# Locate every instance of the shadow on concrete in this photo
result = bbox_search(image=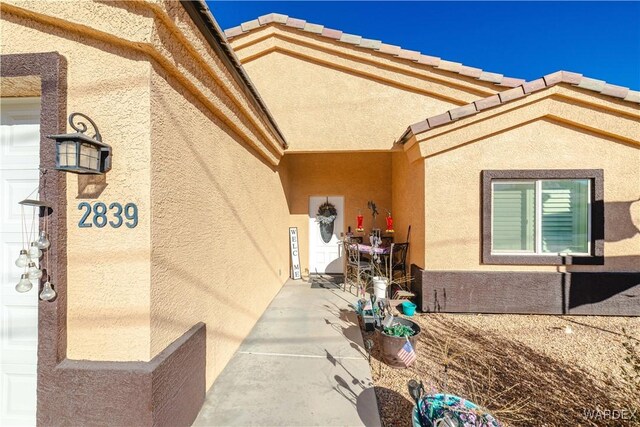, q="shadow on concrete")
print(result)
[322,300,370,355]
[310,273,343,289]
[357,387,385,427]
[328,351,381,427]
